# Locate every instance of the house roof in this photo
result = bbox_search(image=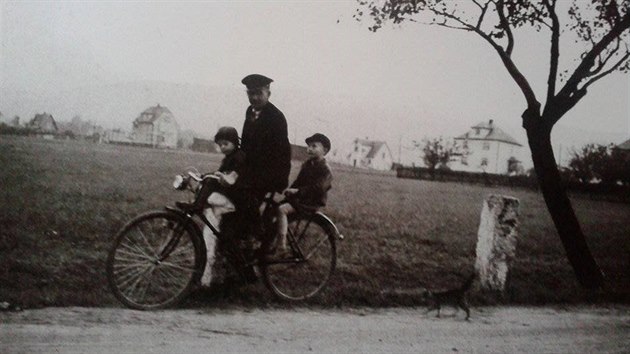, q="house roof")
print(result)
[28,113,58,132]
[615,138,630,151]
[134,104,174,124]
[454,120,522,146]
[354,139,391,158]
